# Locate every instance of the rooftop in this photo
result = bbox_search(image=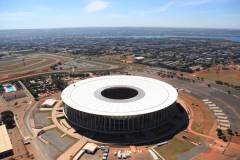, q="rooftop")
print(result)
[83,143,98,153]
[42,98,57,107]
[0,125,13,153]
[61,75,178,116]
